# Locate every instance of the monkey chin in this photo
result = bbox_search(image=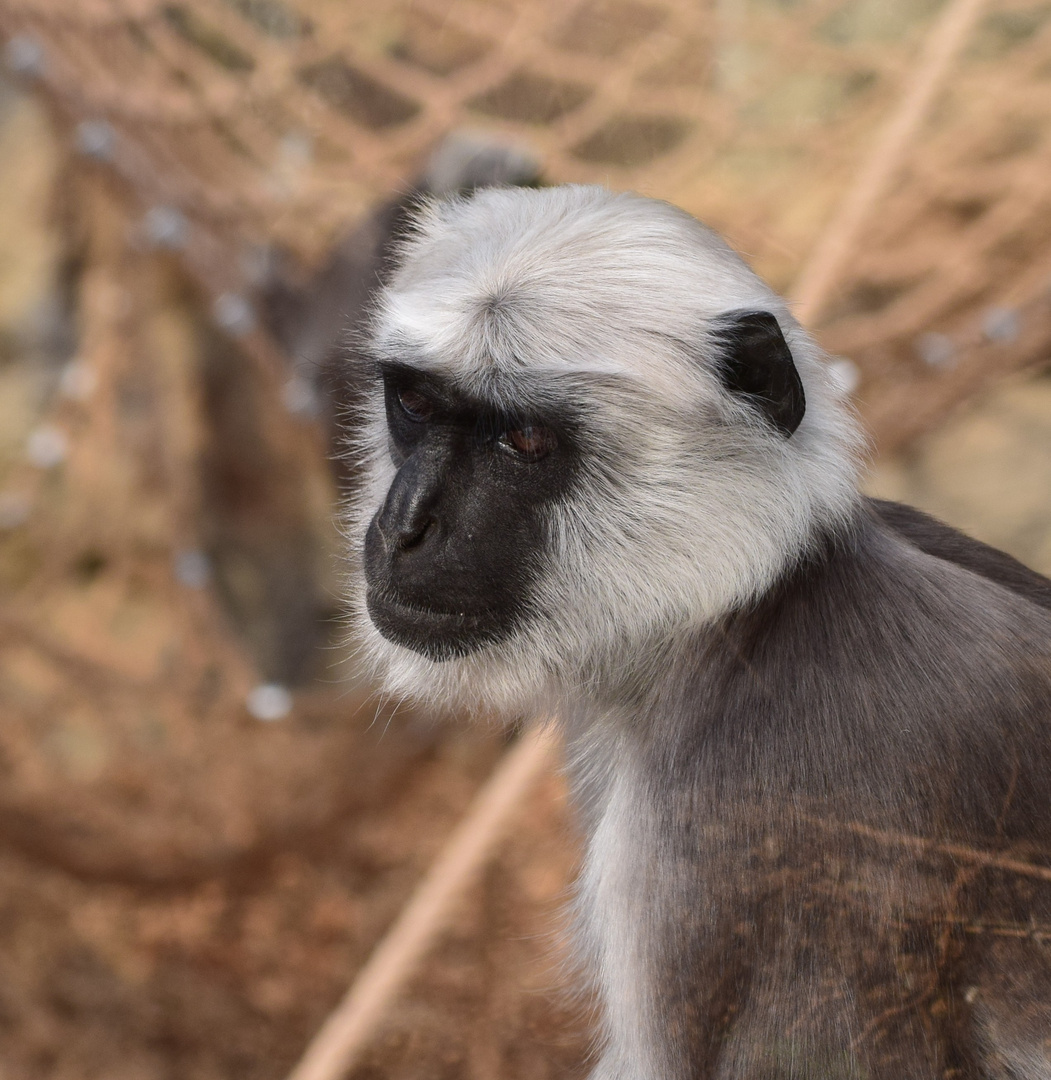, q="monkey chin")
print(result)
[355,596,556,722]
[364,586,511,663]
